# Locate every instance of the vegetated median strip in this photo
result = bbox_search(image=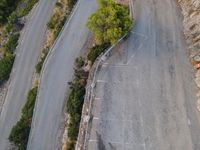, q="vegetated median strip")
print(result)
[62,0,133,149]
[9,0,79,149]
[9,86,38,150]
